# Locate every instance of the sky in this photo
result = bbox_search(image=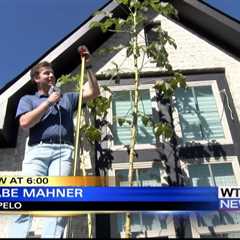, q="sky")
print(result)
[0,0,108,90]
[0,0,240,91]
[205,0,240,20]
